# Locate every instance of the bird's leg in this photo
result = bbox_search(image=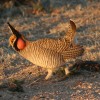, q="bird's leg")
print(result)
[66,59,81,74]
[53,67,71,82]
[64,61,75,76]
[45,69,53,80]
[64,67,70,76]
